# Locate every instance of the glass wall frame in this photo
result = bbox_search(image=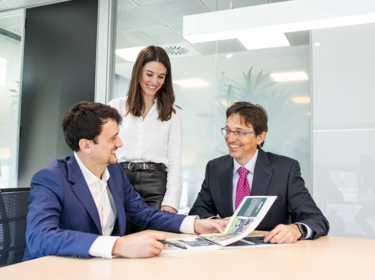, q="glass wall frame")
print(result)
[0,8,25,189]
